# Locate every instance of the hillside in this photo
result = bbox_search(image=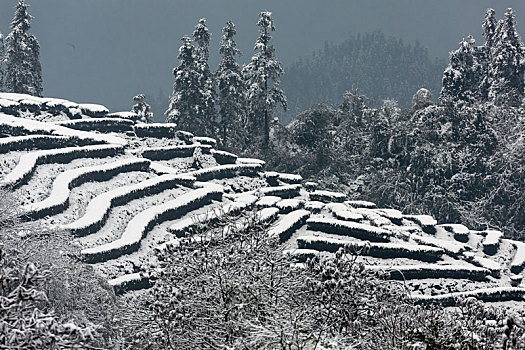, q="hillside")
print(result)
[1,92,524,306]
